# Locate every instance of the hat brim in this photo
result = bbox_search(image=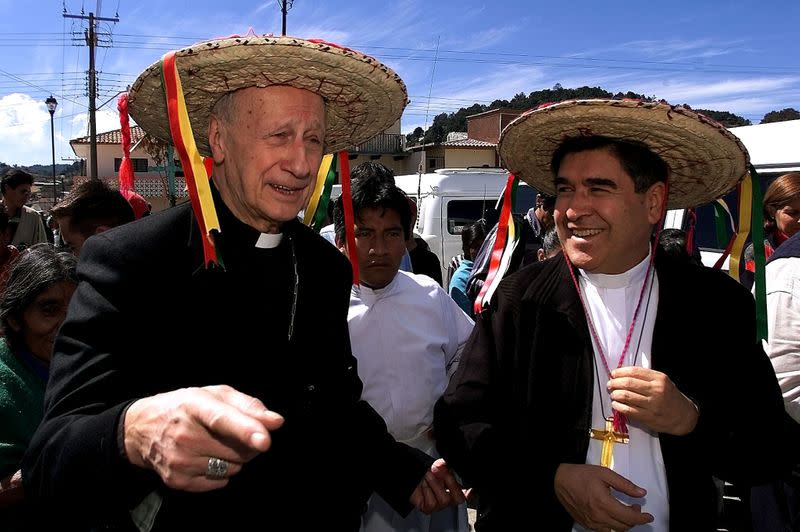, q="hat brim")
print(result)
[498,99,750,209]
[128,36,409,156]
